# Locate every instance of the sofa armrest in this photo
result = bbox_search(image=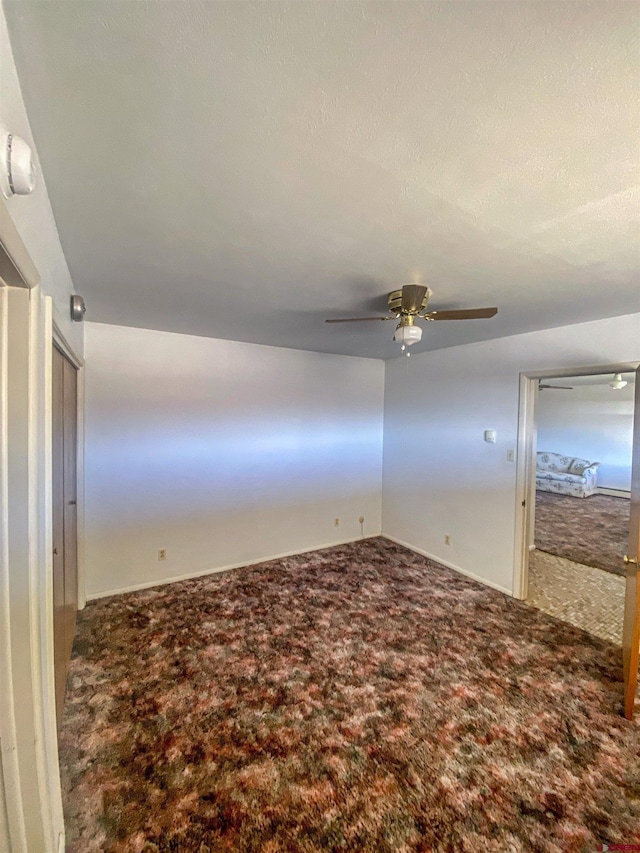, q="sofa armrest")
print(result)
[583,464,599,484]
